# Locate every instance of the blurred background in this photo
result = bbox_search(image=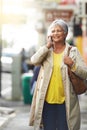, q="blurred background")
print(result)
[0,0,87,100]
[0,1,87,130]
